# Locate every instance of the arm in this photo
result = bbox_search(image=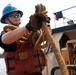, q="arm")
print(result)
[1,26,29,44]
